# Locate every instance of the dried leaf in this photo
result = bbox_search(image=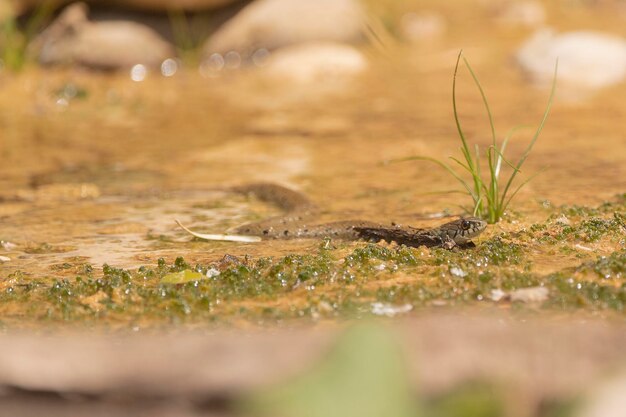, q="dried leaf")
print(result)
[176,219,262,243]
